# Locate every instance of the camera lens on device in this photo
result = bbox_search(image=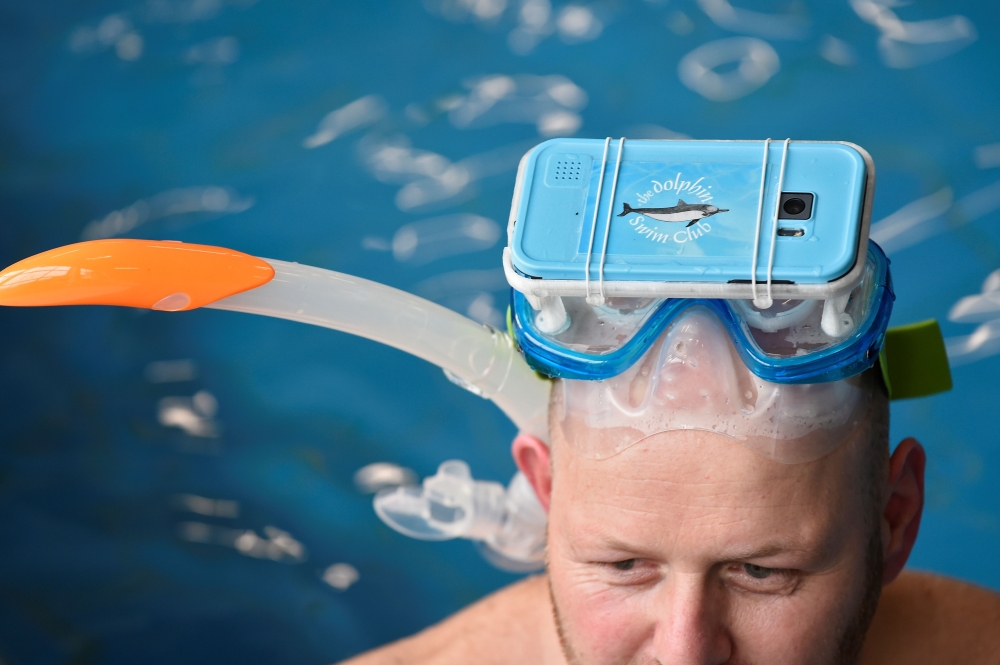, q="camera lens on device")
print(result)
[783,198,806,216]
